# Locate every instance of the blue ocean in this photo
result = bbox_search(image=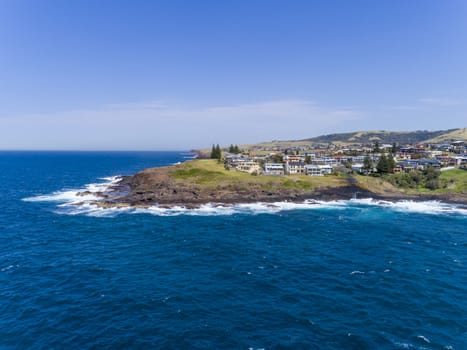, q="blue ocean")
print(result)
[1,151,465,349]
